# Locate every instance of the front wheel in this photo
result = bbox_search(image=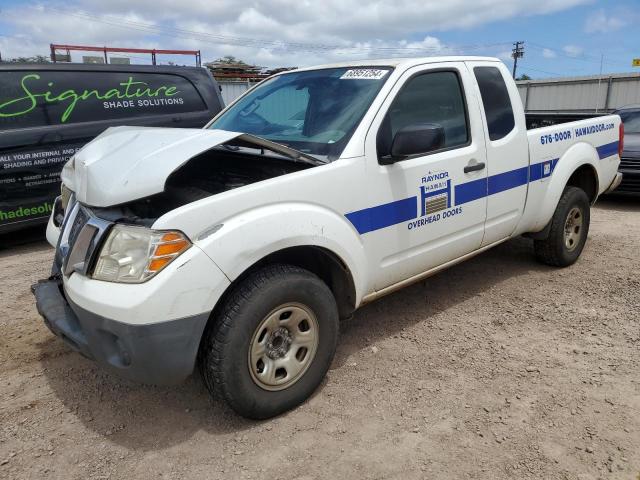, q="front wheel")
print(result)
[199,264,339,419]
[534,186,590,267]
